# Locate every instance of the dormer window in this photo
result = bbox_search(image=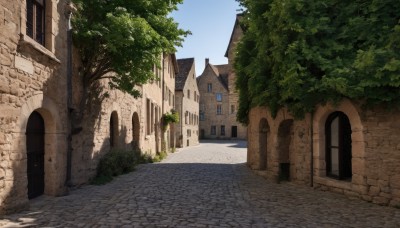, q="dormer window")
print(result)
[26,0,45,45]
